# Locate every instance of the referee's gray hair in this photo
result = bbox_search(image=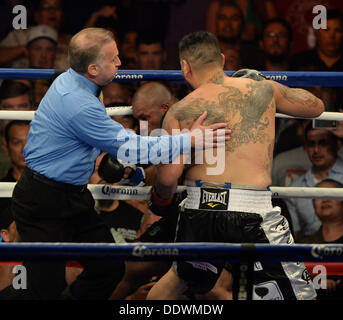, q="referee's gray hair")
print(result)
[69,28,115,74]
